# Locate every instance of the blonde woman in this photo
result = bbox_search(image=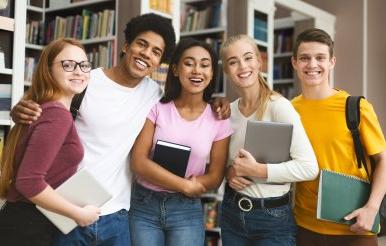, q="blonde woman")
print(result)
[0,38,99,245]
[219,34,318,245]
